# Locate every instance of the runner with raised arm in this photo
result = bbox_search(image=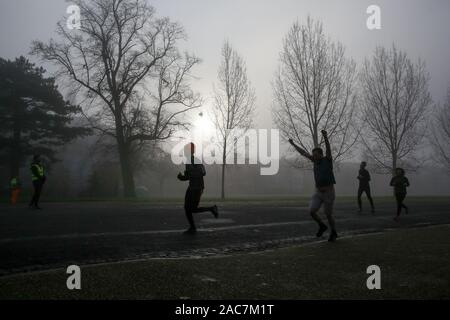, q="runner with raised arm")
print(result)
[288,130,338,242]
